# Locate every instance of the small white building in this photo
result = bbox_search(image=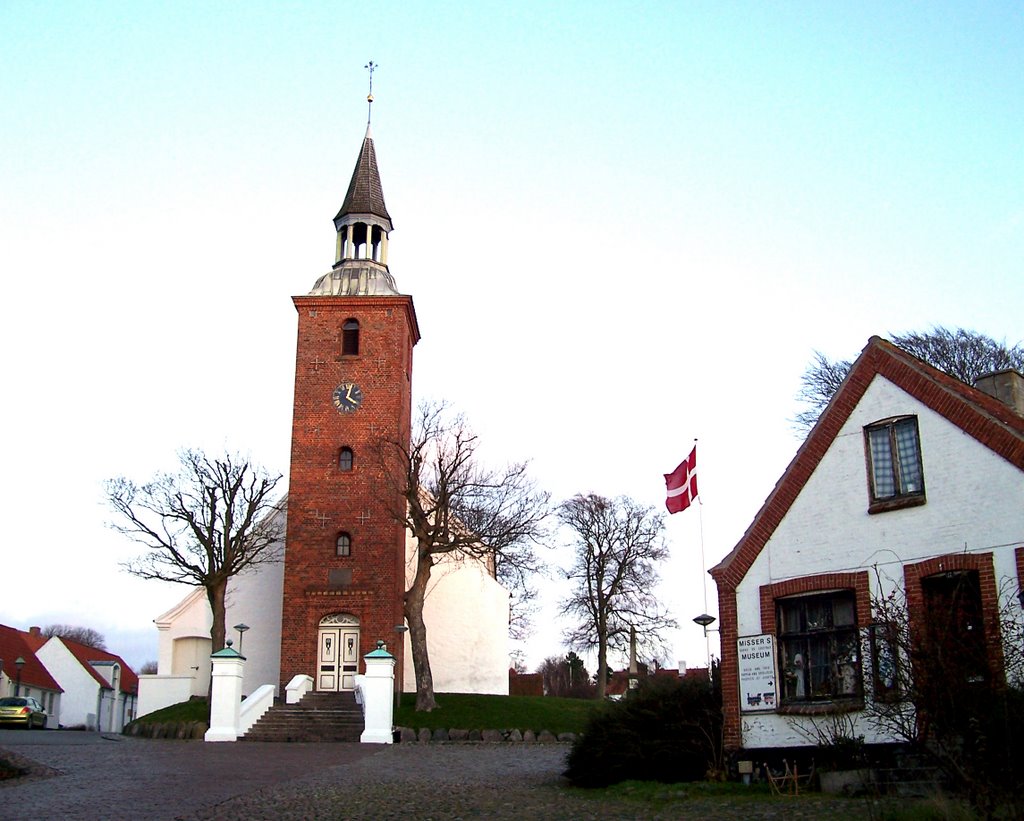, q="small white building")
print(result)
[26,628,138,731]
